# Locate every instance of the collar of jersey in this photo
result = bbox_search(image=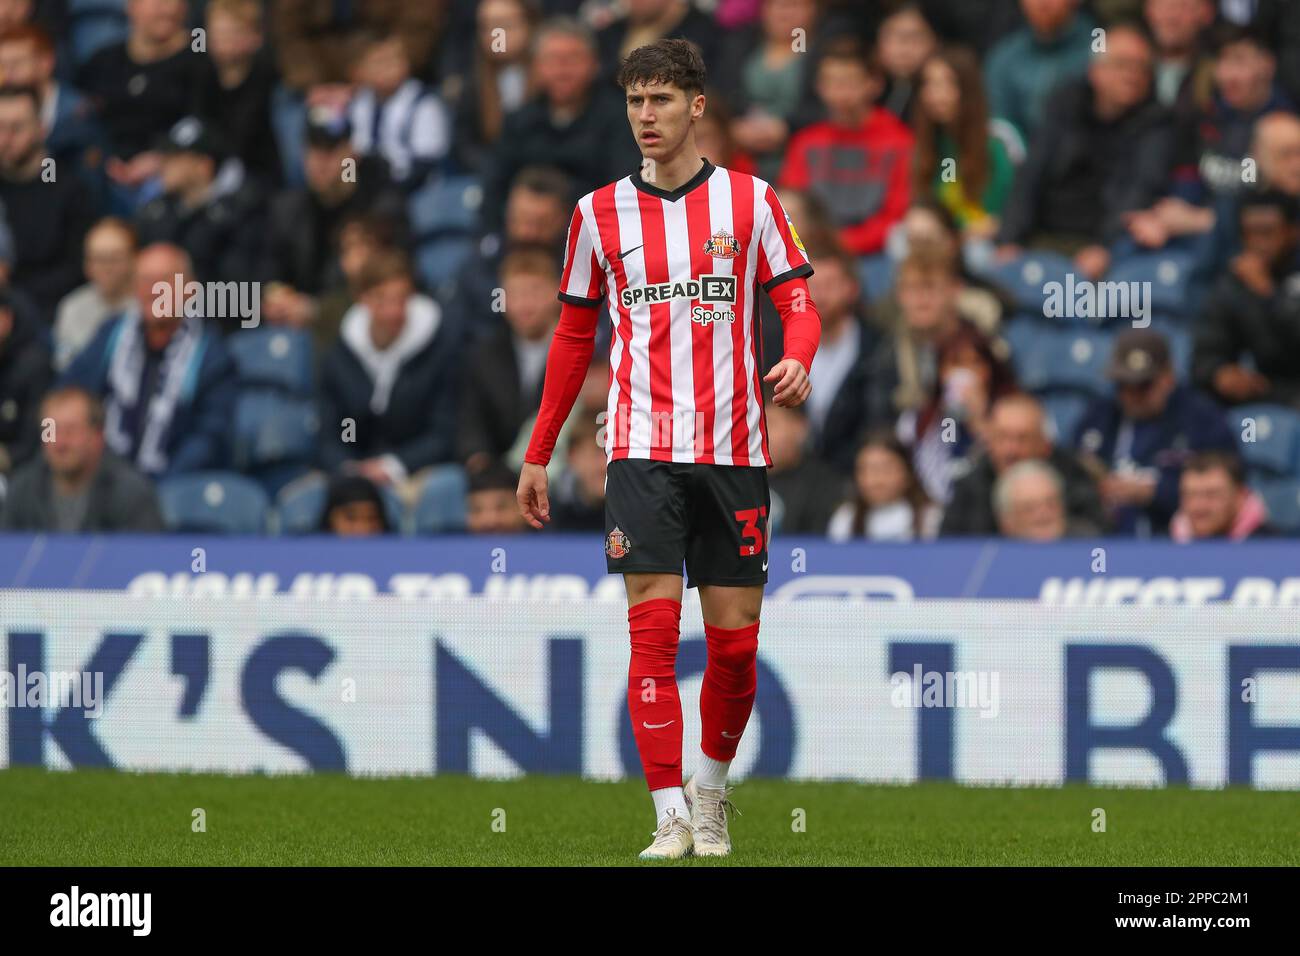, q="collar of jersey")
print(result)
[630,158,714,201]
